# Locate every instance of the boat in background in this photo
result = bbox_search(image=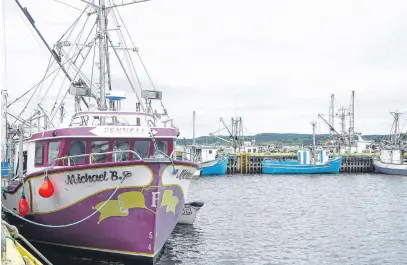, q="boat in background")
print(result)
[180,111,229,176]
[178,201,204,225]
[262,150,342,174]
[182,145,229,176]
[262,122,342,175]
[374,112,407,176]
